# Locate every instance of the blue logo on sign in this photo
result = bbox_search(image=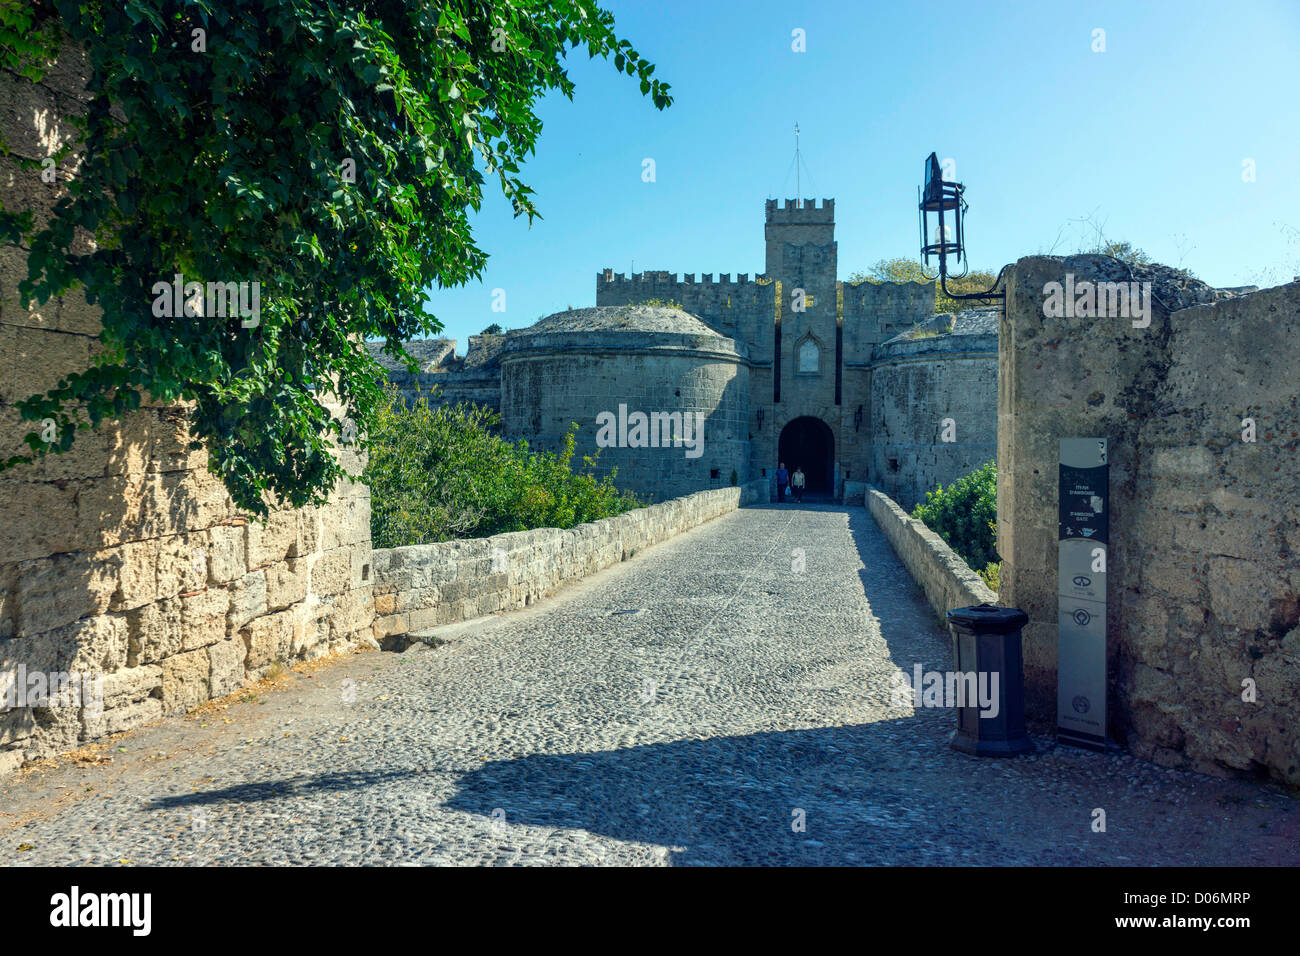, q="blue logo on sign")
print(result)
[1073,608,1092,626]
[1081,528,1095,537]
[1073,575,1091,587]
